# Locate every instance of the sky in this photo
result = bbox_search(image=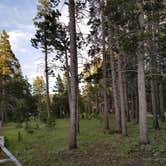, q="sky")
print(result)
[0,0,89,92]
[0,0,43,83]
[0,0,67,90]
